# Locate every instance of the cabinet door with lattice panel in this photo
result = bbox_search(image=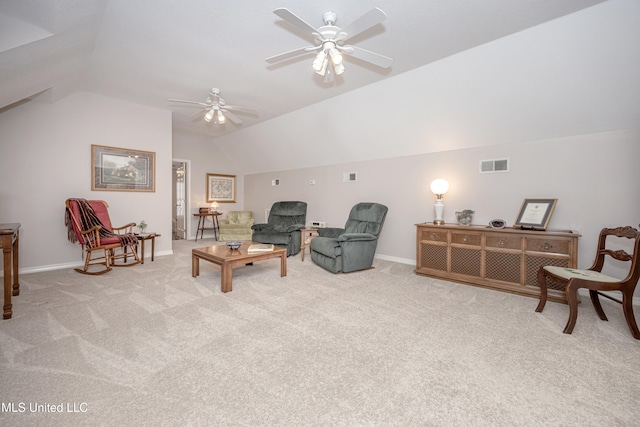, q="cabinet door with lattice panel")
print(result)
[524,236,574,289]
[417,228,448,273]
[450,231,482,278]
[524,254,572,291]
[484,234,522,285]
